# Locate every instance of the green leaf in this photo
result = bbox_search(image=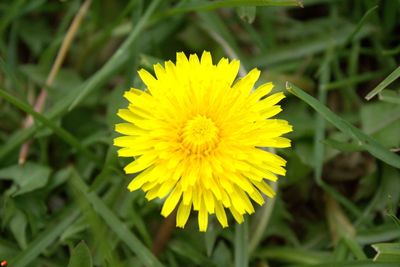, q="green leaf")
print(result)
[212,241,232,267]
[0,162,50,196]
[372,243,400,263]
[286,82,400,169]
[205,227,218,257]
[361,102,400,135]
[237,6,257,24]
[67,241,93,267]
[19,64,82,92]
[10,210,28,249]
[379,90,400,104]
[0,238,19,259]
